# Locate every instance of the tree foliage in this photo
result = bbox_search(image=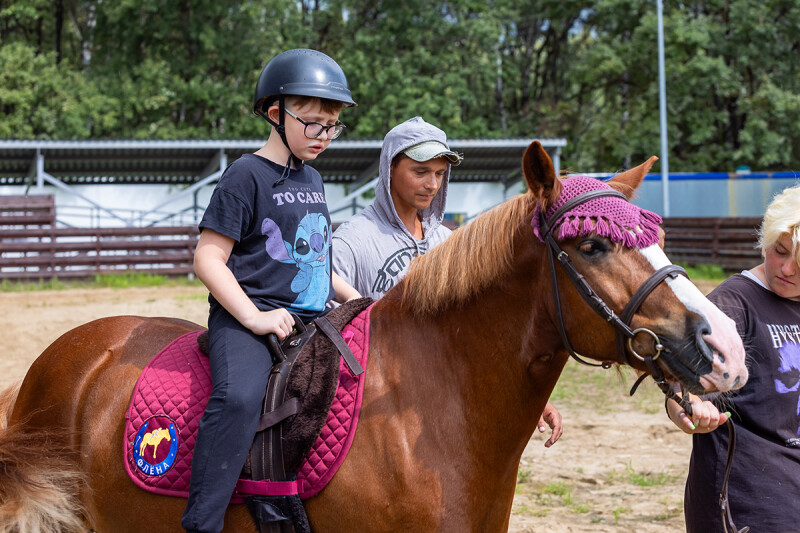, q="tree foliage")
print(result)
[1,0,798,171]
